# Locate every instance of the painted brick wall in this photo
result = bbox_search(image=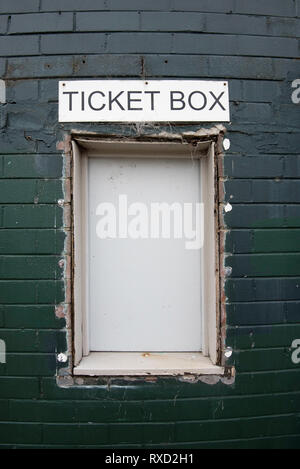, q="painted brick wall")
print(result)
[0,0,300,449]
